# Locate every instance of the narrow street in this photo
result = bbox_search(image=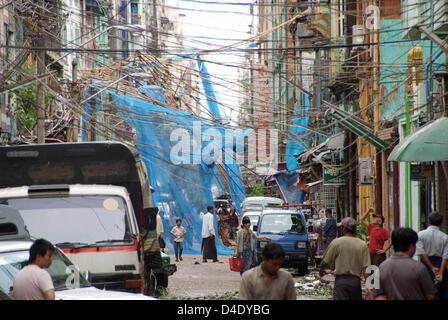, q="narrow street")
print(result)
[0,0,447,305]
[161,253,333,300]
